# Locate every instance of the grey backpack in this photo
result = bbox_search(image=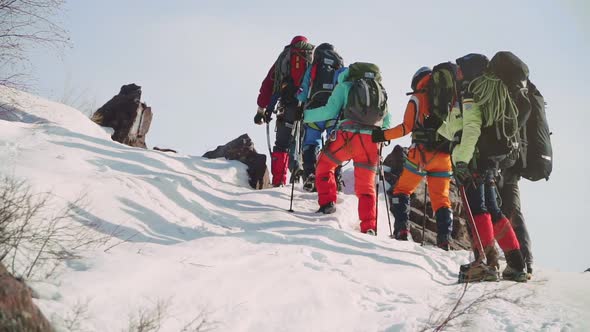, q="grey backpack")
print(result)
[343,62,388,128]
